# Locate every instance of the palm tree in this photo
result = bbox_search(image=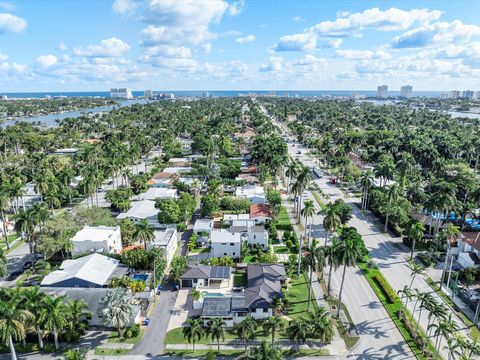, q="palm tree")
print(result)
[408,221,425,260]
[384,183,401,232]
[39,295,68,350]
[100,288,132,339]
[441,224,460,287]
[431,314,459,359]
[191,289,202,302]
[336,234,362,317]
[409,263,426,289]
[242,341,284,360]
[415,292,435,338]
[262,316,284,344]
[0,250,6,278]
[0,190,11,249]
[287,319,311,349]
[234,316,258,351]
[398,285,413,320]
[134,219,155,250]
[14,208,37,269]
[301,200,315,246]
[426,303,447,339]
[322,205,341,246]
[63,348,88,360]
[324,237,341,297]
[183,317,204,354]
[303,240,325,309]
[446,332,465,360]
[23,286,47,349]
[0,300,33,360]
[305,307,334,343]
[65,299,91,341]
[206,317,226,352]
[360,169,374,210]
[286,161,300,193]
